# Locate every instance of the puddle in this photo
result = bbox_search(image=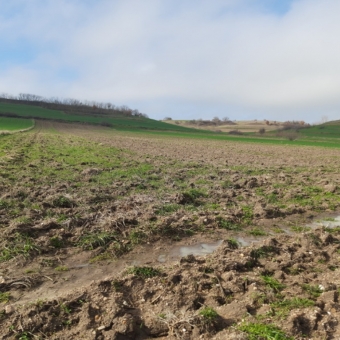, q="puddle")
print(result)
[307,215,340,229]
[236,236,264,247]
[157,240,223,263]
